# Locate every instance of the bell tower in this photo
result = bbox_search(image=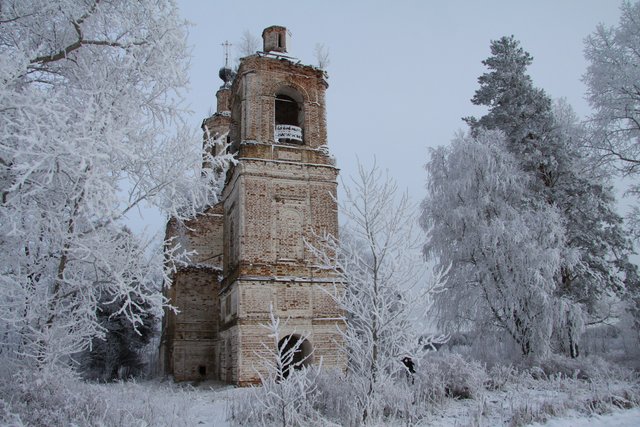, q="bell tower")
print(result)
[217,26,343,385]
[161,26,343,385]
